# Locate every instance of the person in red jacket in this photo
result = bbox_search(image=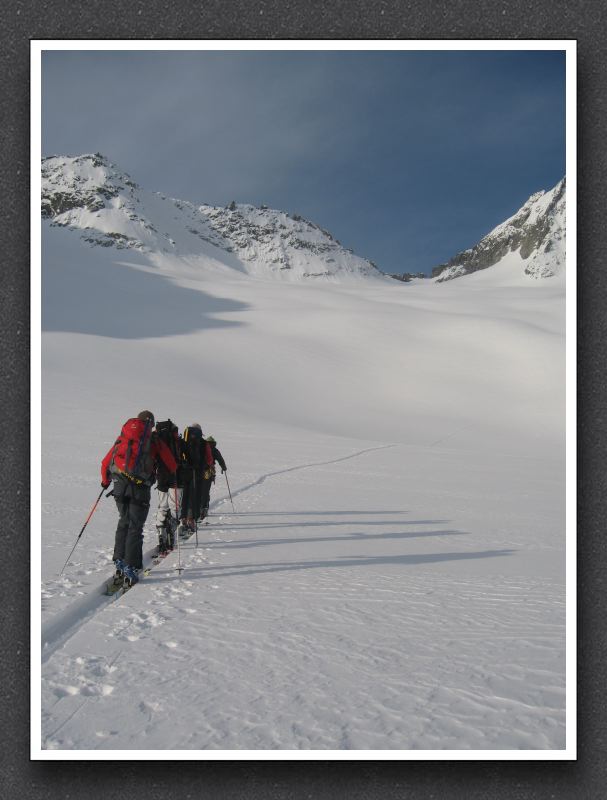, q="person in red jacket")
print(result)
[101,410,177,586]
